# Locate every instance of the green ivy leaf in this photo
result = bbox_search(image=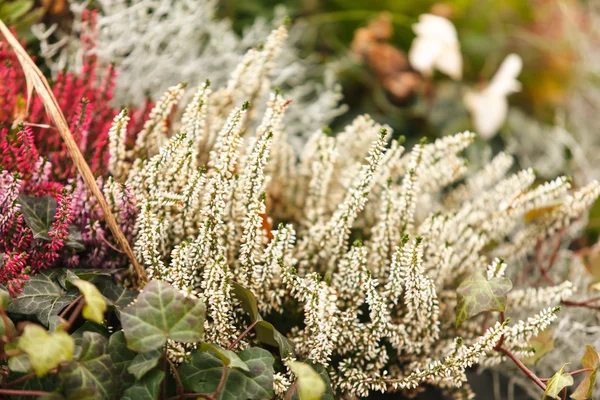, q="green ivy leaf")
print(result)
[121,280,205,352]
[17,324,74,377]
[17,195,83,250]
[9,373,60,400]
[524,330,555,365]
[288,361,326,400]
[122,370,164,400]
[544,364,574,399]
[455,271,512,327]
[254,320,295,359]
[60,332,117,400]
[0,285,10,309]
[178,347,274,400]
[72,322,110,355]
[199,342,249,371]
[127,350,162,380]
[232,282,260,321]
[94,278,138,319]
[571,345,599,400]
[67,271,107,324]
[7,270,79,326]
[231,281,295,358]
[108,331,136,396]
